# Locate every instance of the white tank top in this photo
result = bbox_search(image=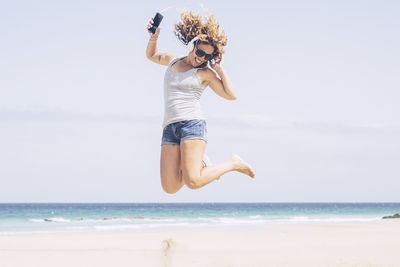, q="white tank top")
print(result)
[162,57,207,128]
